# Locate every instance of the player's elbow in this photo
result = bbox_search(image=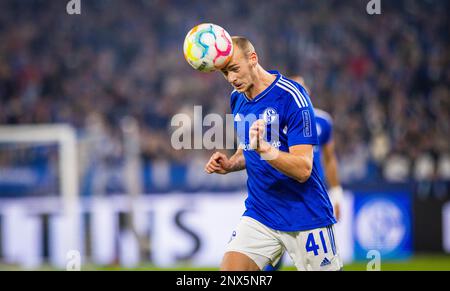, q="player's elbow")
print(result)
[294,163,313,183]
